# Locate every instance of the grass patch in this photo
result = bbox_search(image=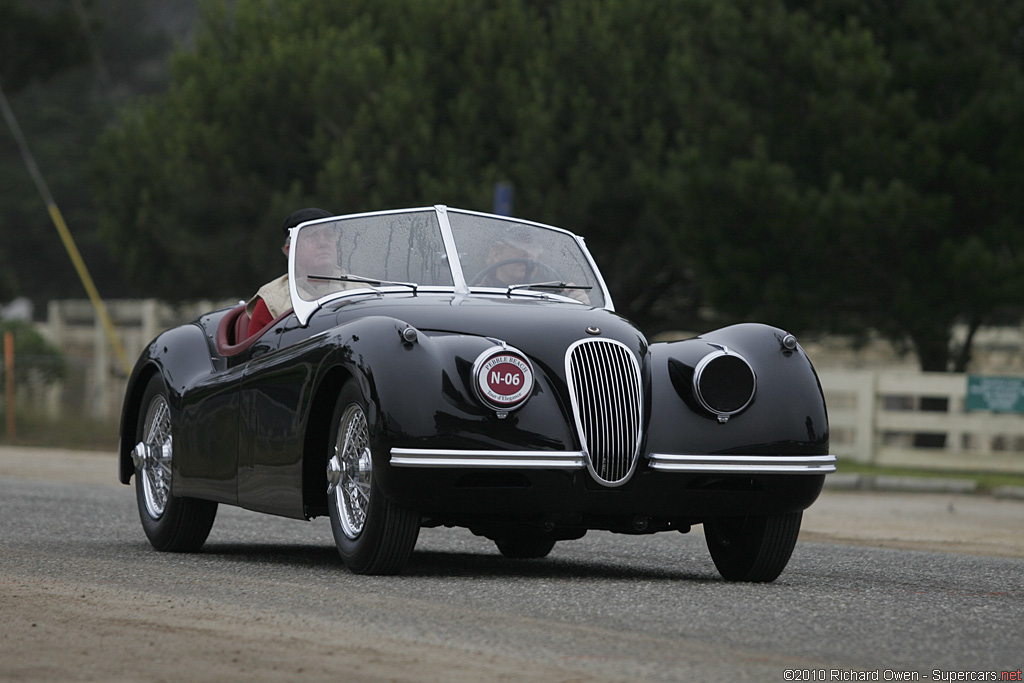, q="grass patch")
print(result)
[0,412,119,452]
[837,458,1024,493]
